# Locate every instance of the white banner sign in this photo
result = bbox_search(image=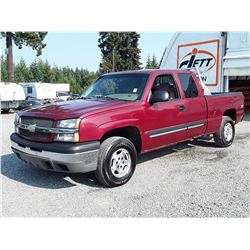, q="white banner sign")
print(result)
[177,40,220,86]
